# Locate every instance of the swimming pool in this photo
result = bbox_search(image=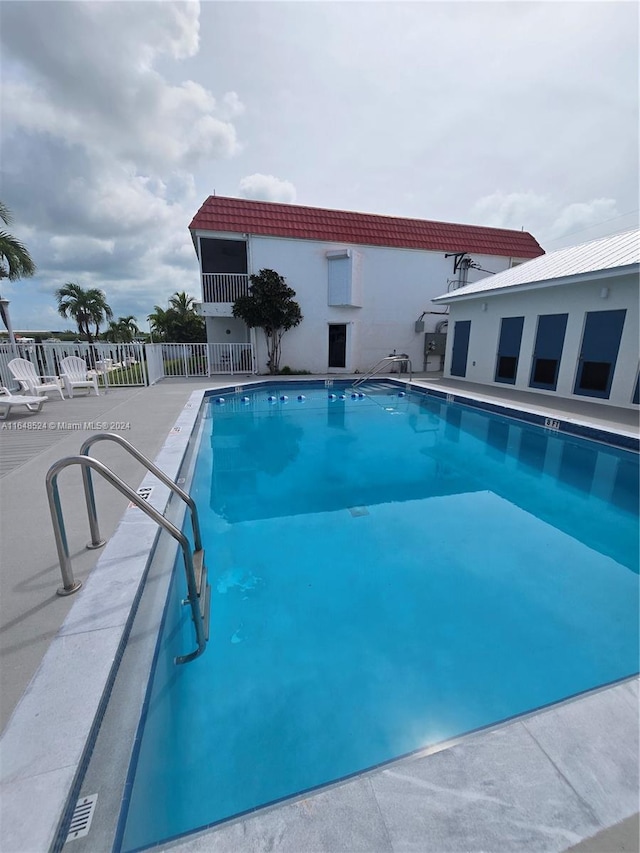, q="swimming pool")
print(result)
[116,382,638,851]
